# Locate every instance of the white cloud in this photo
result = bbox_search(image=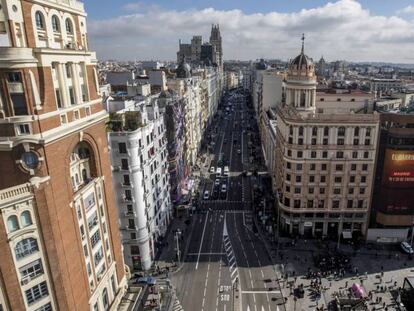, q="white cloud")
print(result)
[397,5,414,15]
[88,0,414,63]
